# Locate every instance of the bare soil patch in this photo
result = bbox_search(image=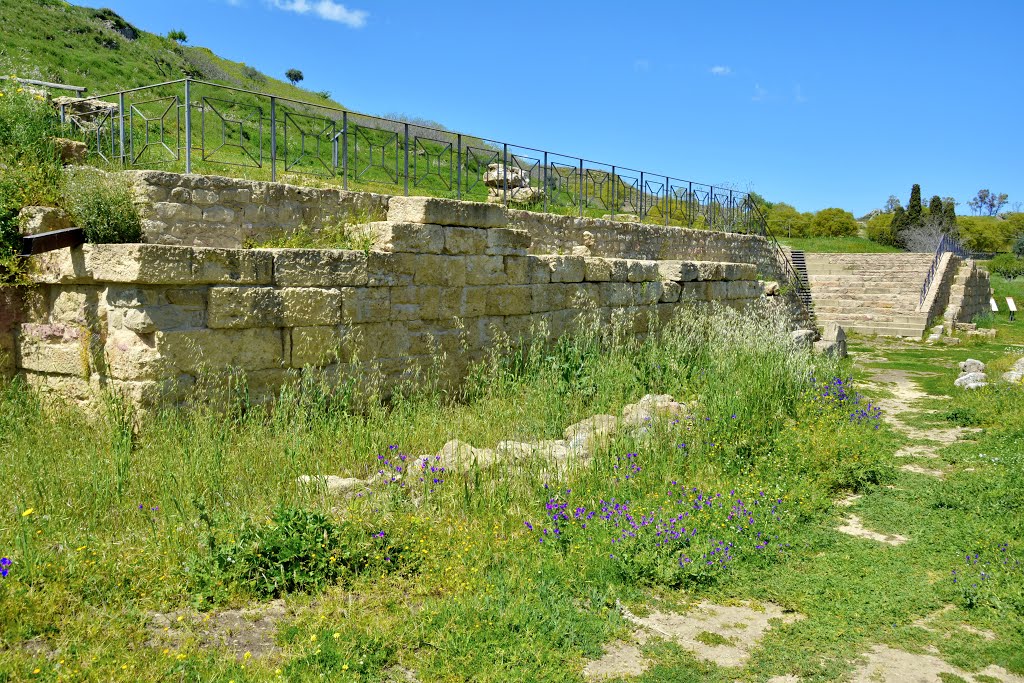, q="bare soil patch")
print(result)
[851,644,1024,682]
[146,600,295,660]
[837,515,908,546]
